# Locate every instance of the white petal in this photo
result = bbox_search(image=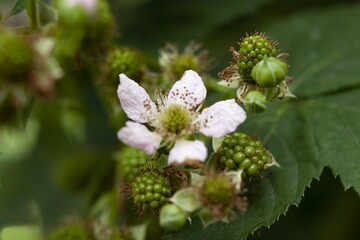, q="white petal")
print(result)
[168,139,208,164]
[197,99,246,137]
[117,121,162,155]
[167,70,206,111]
[117,74,156,123]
